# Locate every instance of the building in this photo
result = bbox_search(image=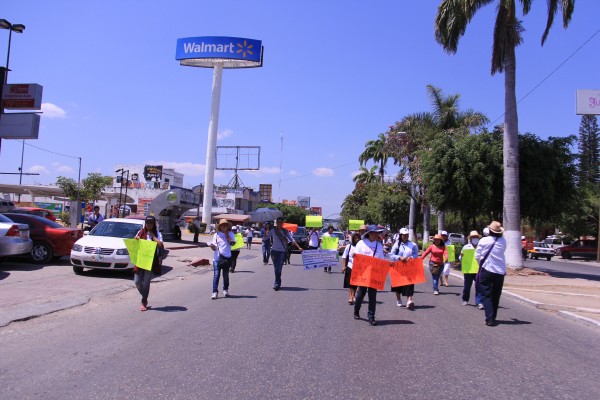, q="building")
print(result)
[259,184,272,202]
